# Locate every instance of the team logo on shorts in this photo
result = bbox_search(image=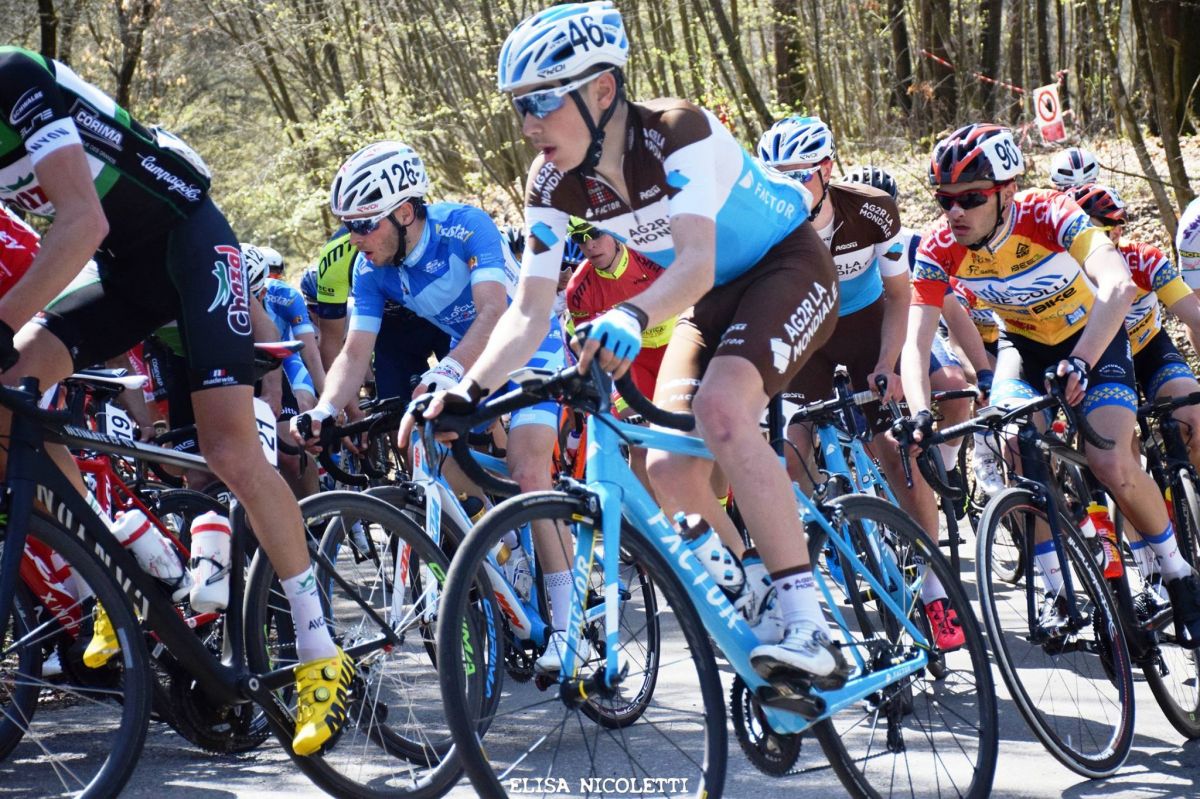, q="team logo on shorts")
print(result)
[208,245,252,336]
